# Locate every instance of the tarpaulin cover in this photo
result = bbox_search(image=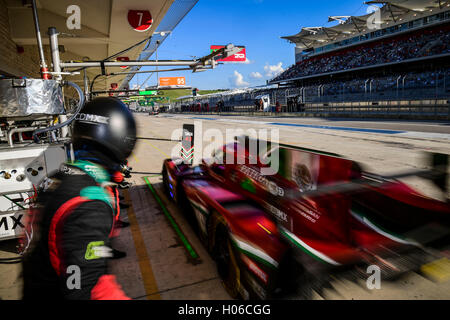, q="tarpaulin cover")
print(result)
[0,79,64,117]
